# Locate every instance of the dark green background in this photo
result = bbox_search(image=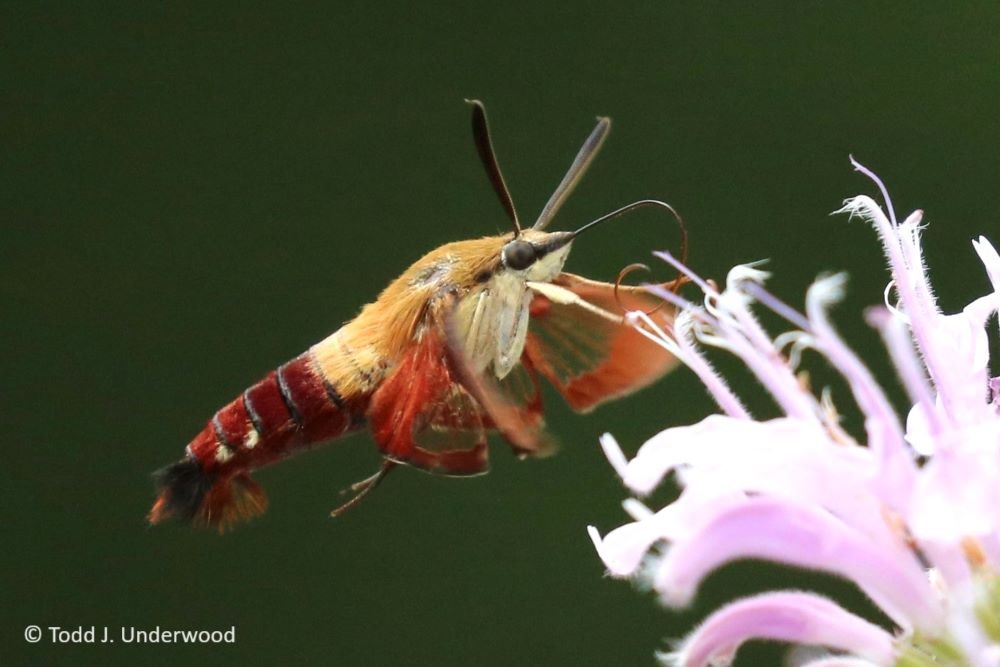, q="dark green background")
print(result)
[5,3,999,665]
